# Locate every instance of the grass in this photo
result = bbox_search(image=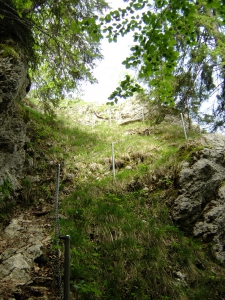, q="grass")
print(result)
[18,98,225,300]
[60,179,225,300]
